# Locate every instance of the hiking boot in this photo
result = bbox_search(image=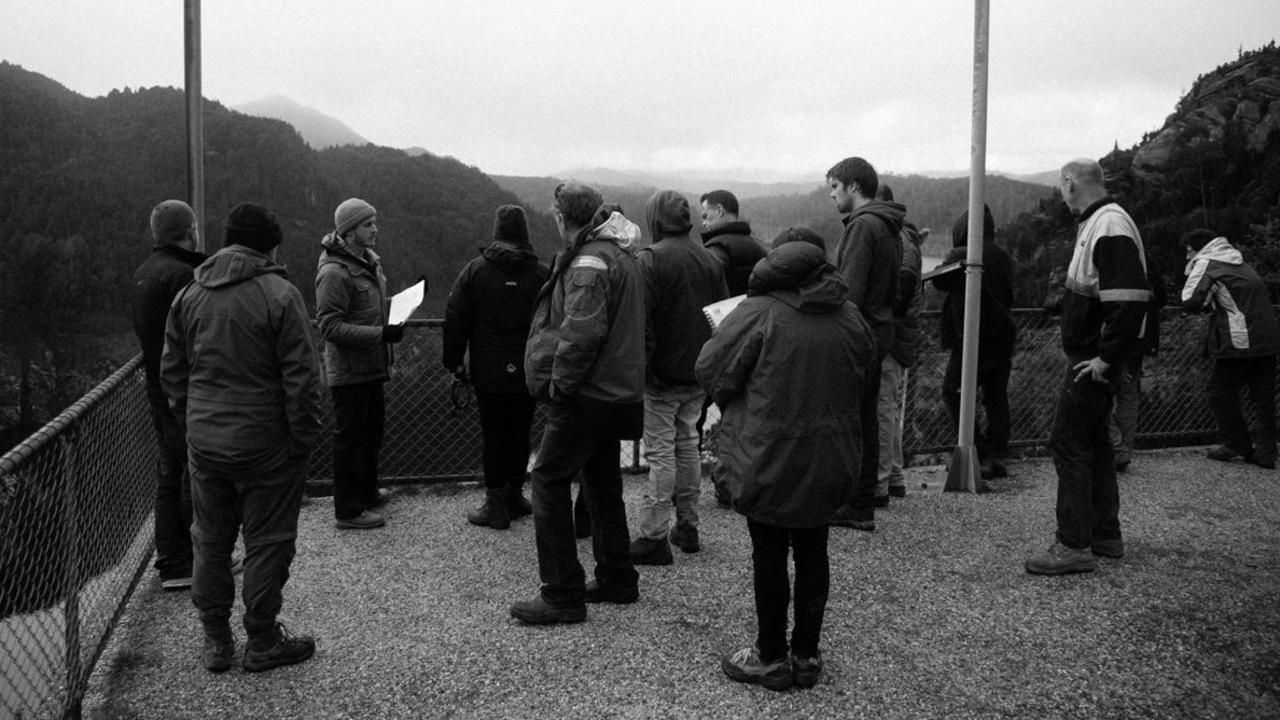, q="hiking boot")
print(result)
[791,650,823,689]
[507,485,533,519]
[1092,538,1124,559]
[242,623,314,673]
[509,596,586,625]
[1207,445,1247,463]
[467,488,511,530]
[201,631,235,673]
[829,504,875,532]
[721,646,793,692]
[629,536,674,566]
[668,524,701,554]
[888,485,906,498]
[1025,542,1097,575]
[335,510,385,530]
[584,580,639,605]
